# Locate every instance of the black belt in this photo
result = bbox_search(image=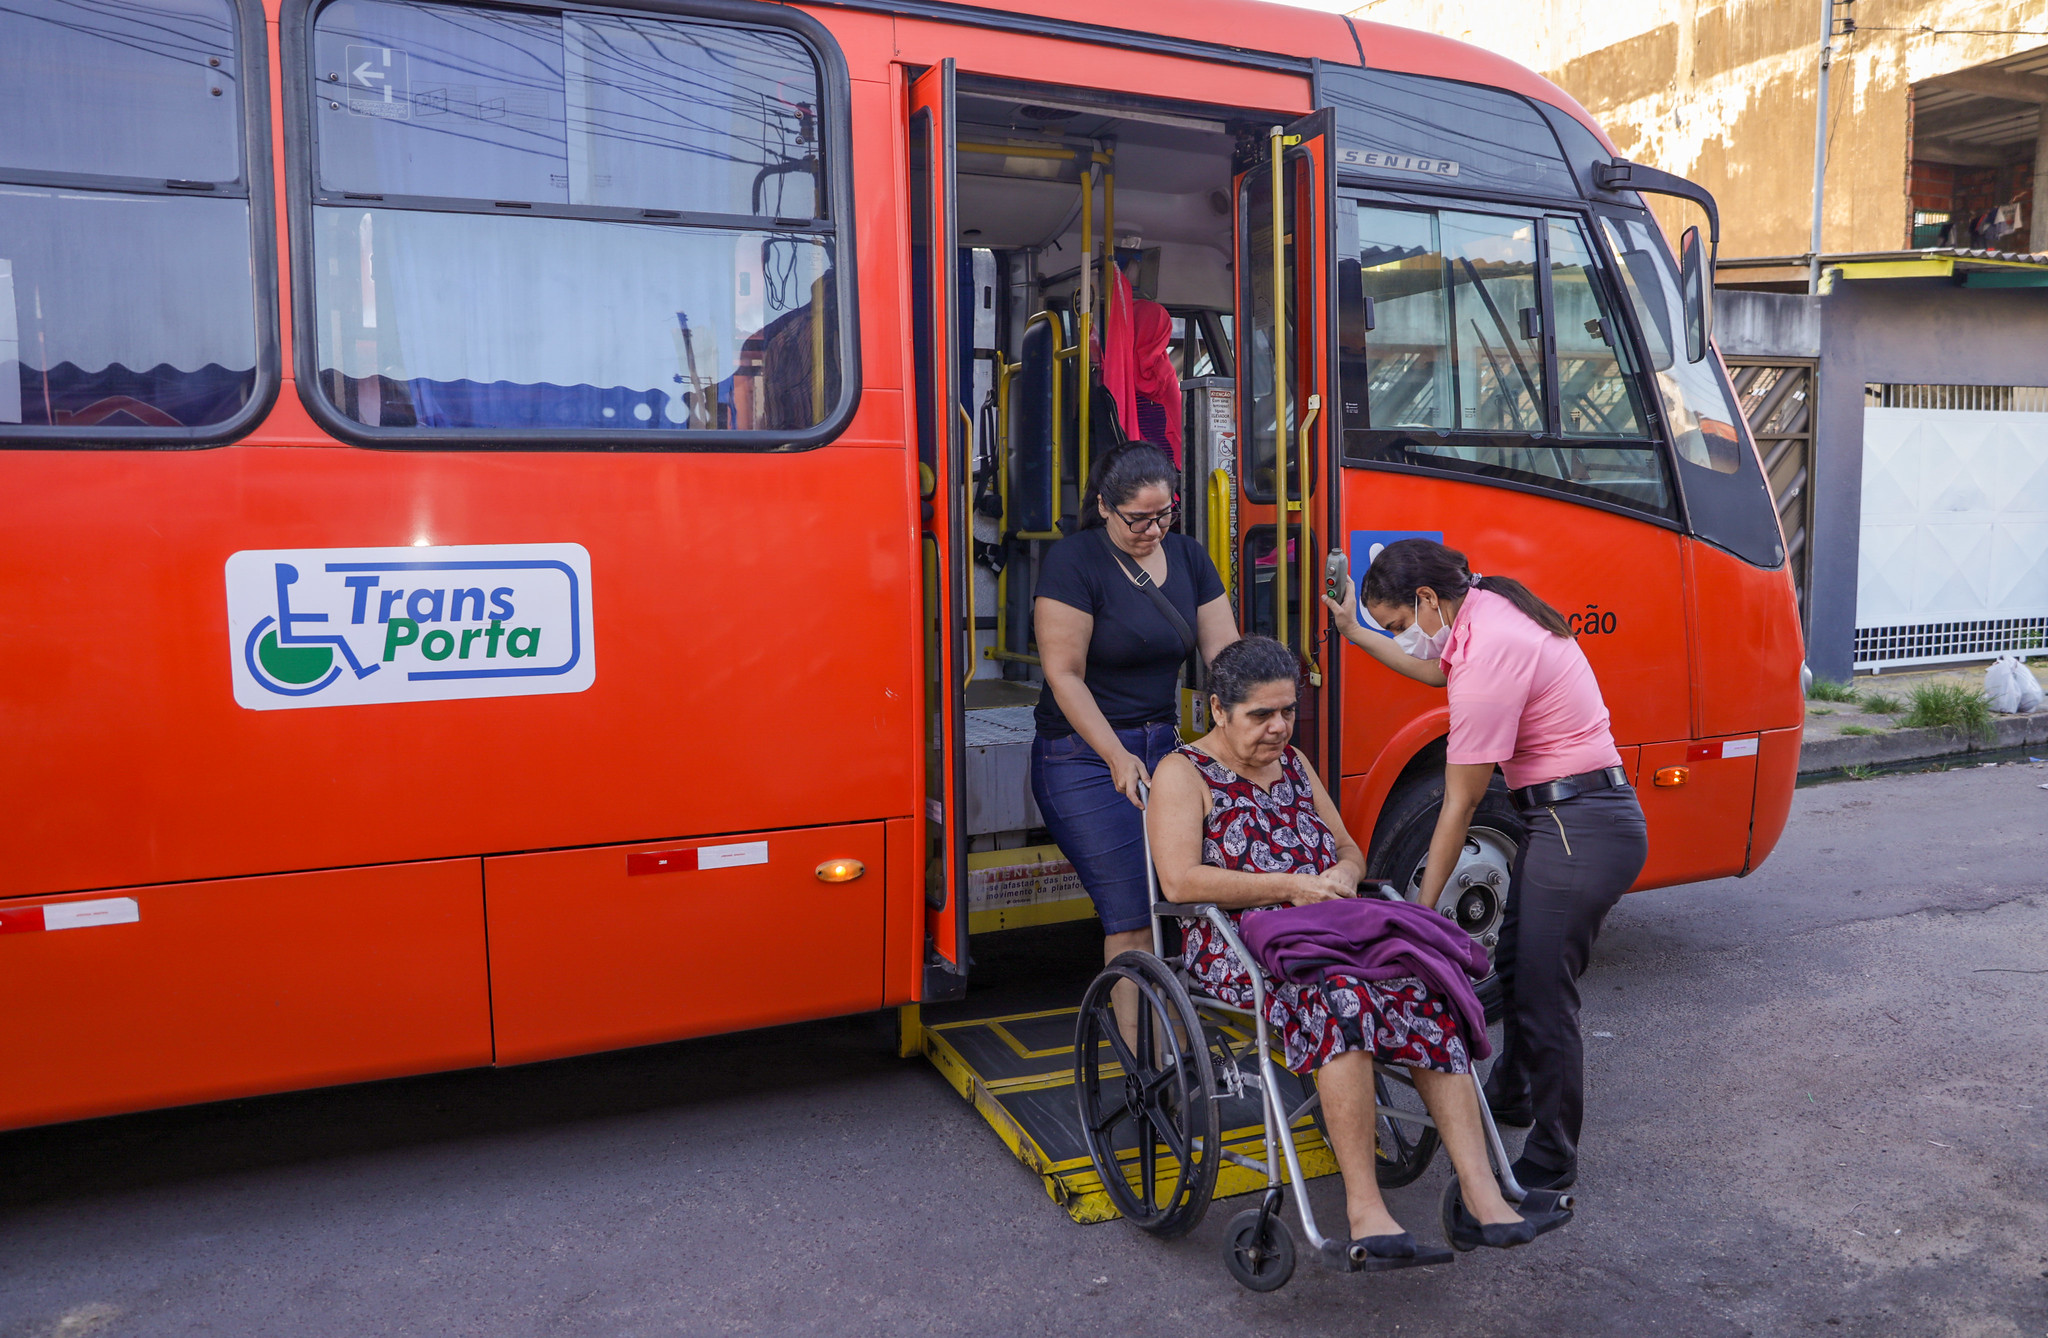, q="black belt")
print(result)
[1512,765,1630,811]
